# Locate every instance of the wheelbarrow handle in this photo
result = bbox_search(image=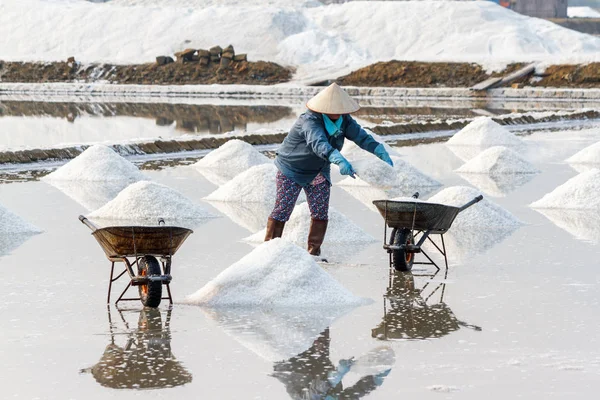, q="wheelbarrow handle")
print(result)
[458,195,484,212]
[79,215,99,232]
